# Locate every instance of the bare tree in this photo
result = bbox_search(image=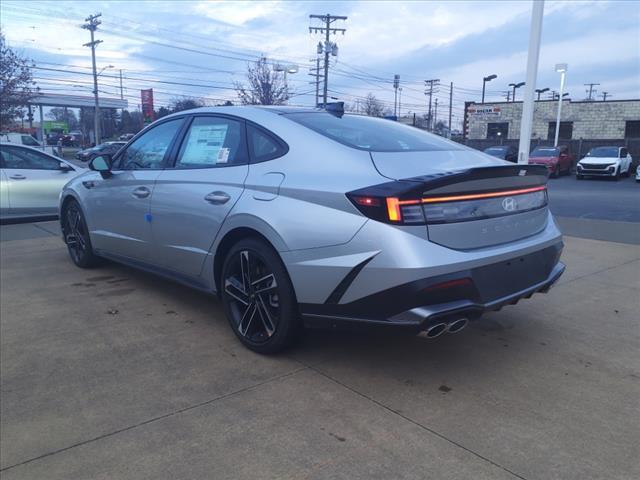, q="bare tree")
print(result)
[169,97,205,113]
[0,32,36,128]
[362,93,387,117]
[234,57,288,105]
